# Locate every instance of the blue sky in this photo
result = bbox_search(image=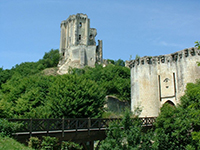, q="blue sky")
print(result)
[0,0,199,69]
